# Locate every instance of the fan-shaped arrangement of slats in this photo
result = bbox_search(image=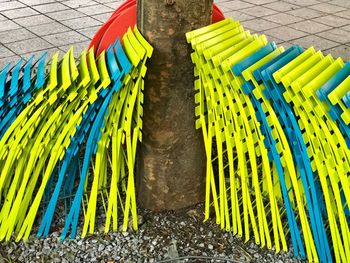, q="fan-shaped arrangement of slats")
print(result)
[0,26,152,241]
[187,18,350,263]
